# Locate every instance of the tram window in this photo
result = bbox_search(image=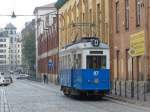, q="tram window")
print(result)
[77,54,81,68]
[63,56,65,68]
[68,55,71,68]
[86,56,106,69]
[65,56,68,68]
[73,54,82,69]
